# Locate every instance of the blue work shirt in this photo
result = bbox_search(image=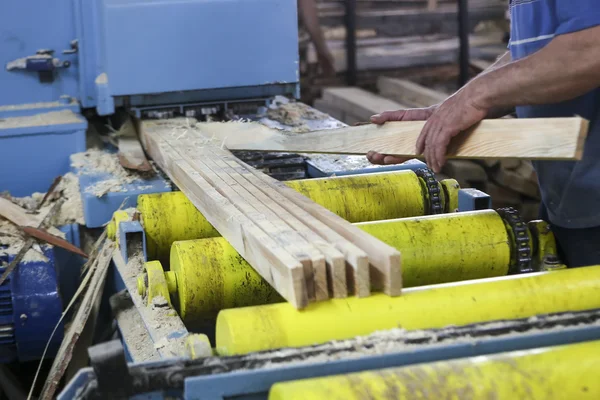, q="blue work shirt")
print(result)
[508,0,600,229]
